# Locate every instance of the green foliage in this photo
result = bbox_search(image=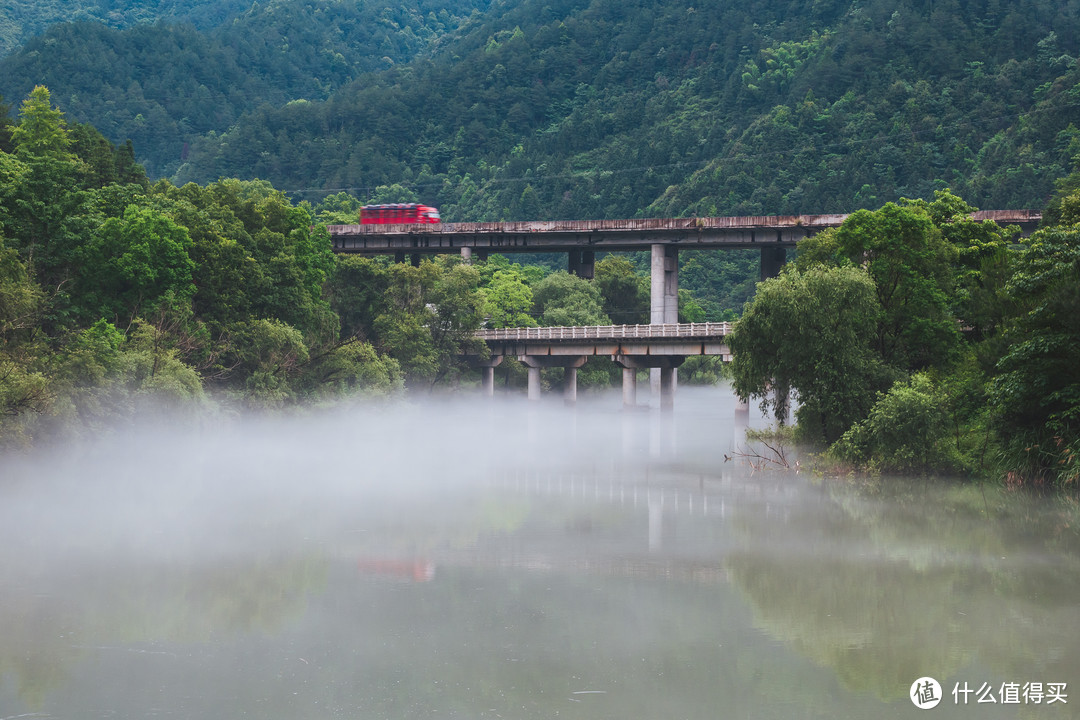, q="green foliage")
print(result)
[990,220,1080,486]
[730,264,892,445]
[372,258,485,387]
[82,204,196,324]
[531,270,609,327]
[480,268,536,328]
[0,240,43,342]
[831,202,961,371]
[300,341,403,399]
[832,374,956,474]
[593,254,647,325]
[11,86,72,160]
